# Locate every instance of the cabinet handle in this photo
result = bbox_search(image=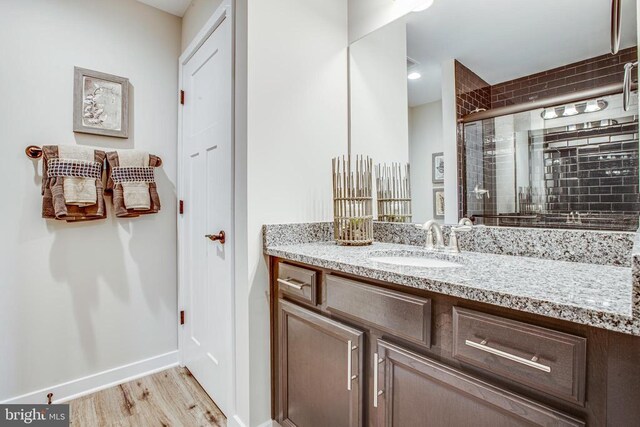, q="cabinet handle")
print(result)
[465,339,551,373]
[277,278,309,290]
[346,341,358,391]
[373,353,384,407]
